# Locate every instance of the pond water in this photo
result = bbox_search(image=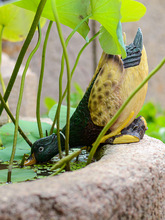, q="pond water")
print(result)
[0,149,90,184]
